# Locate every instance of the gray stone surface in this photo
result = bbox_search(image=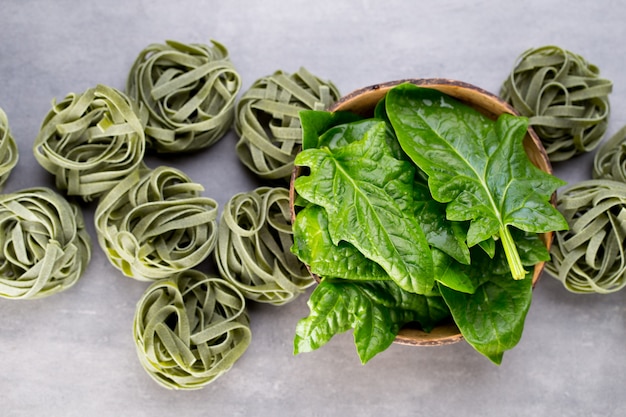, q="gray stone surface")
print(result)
[1,1,625,416]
